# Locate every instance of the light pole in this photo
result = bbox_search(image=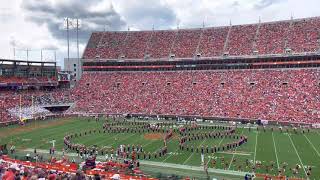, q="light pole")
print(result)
[63,17,71,71]
[76,19,81,80]
[64,17,82,79]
